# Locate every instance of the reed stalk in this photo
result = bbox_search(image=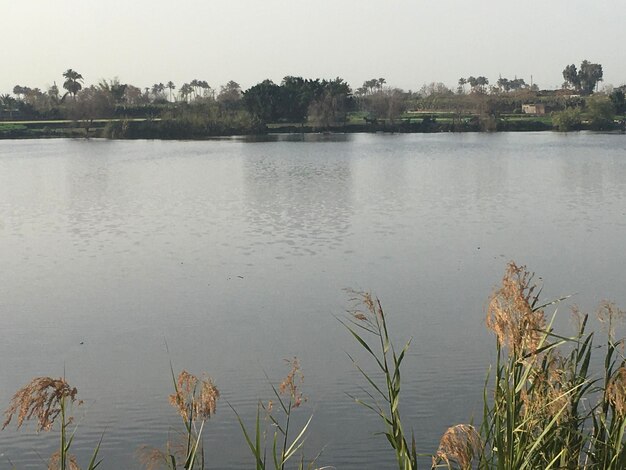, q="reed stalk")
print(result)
[341,291,418,470]
[2,377,102,470]
[230,358,322,470]
[4,262,626,470]
[166,368,219,469]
